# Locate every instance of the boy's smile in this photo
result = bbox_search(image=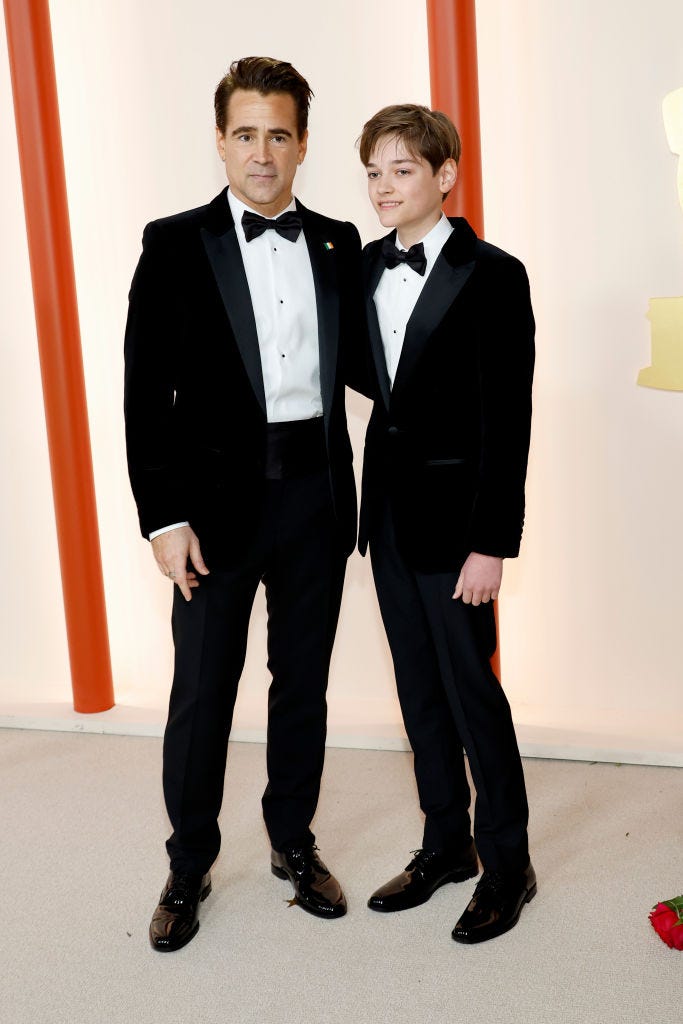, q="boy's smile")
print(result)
[366,135,456,249]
